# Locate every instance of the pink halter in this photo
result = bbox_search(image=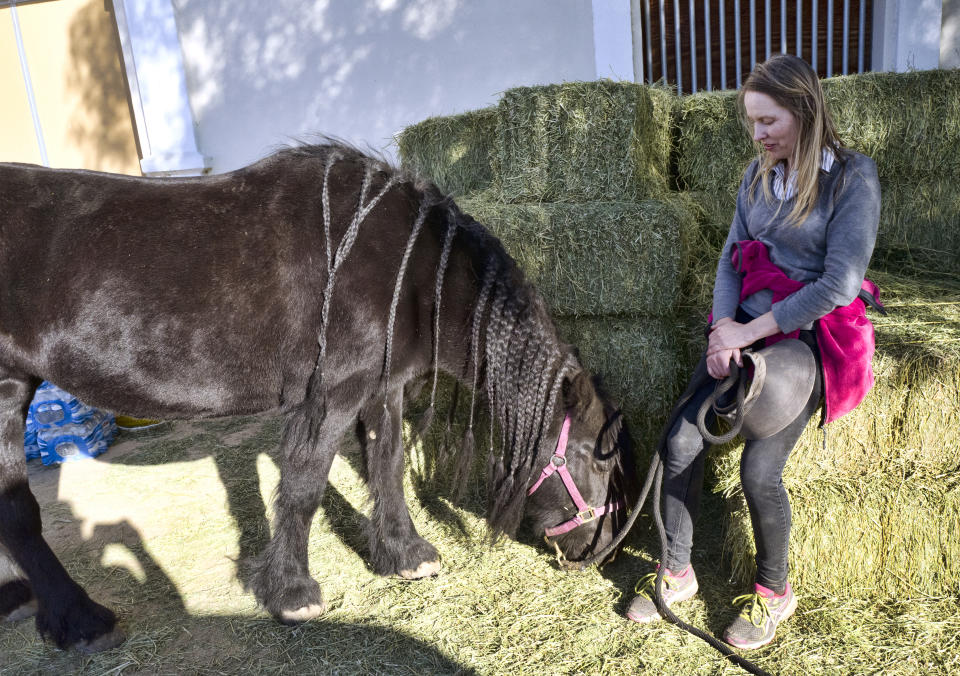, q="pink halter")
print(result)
[527,412,627,537]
